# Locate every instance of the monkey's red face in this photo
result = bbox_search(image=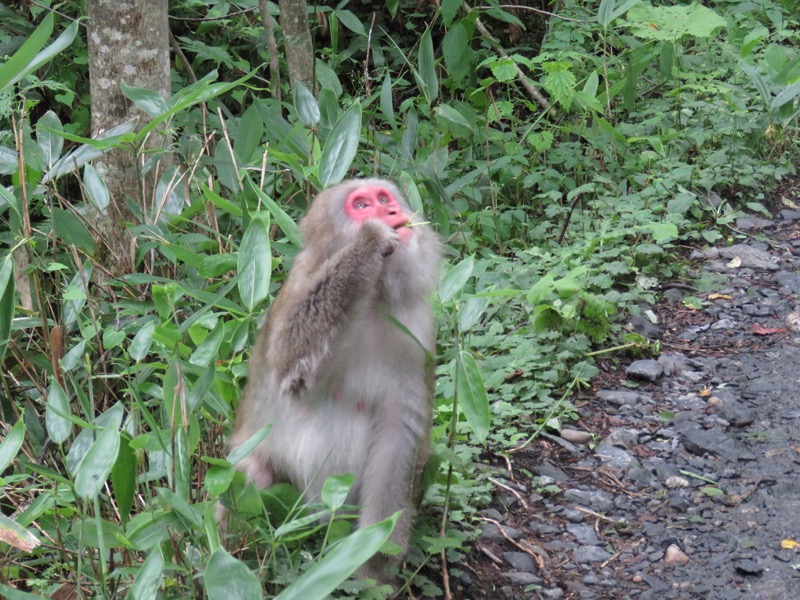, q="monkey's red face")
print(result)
[343,185,413,244]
